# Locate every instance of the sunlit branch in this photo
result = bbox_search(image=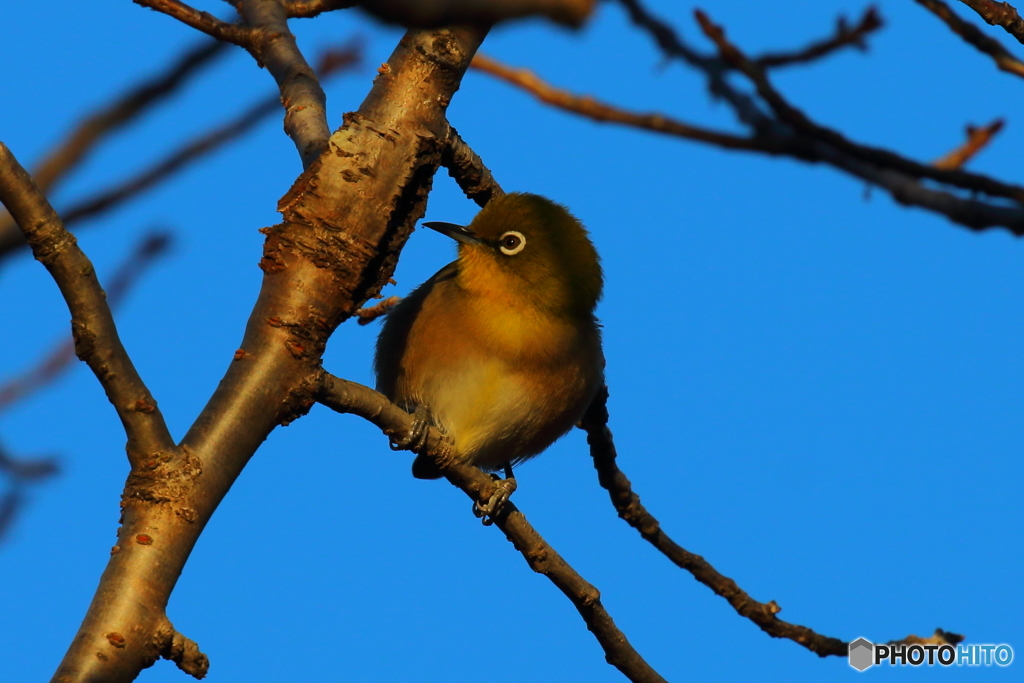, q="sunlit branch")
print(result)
[933,118,1005,169]
[315,372,669,683]
[0,144,174,463]
[959,0,1024,44]
[917,0,1024,78]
